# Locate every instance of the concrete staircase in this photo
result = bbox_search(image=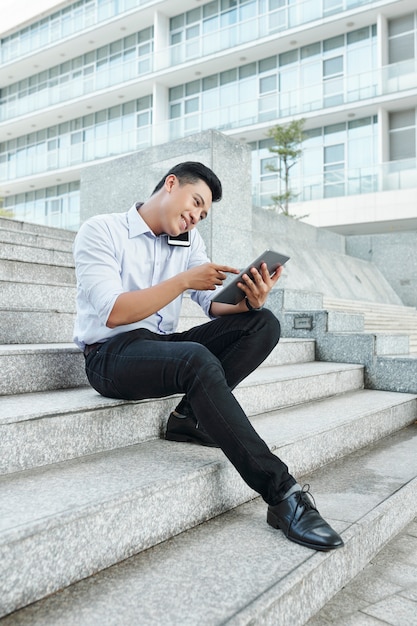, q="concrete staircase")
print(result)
[1,217,417,625]
[323,297,417,354]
